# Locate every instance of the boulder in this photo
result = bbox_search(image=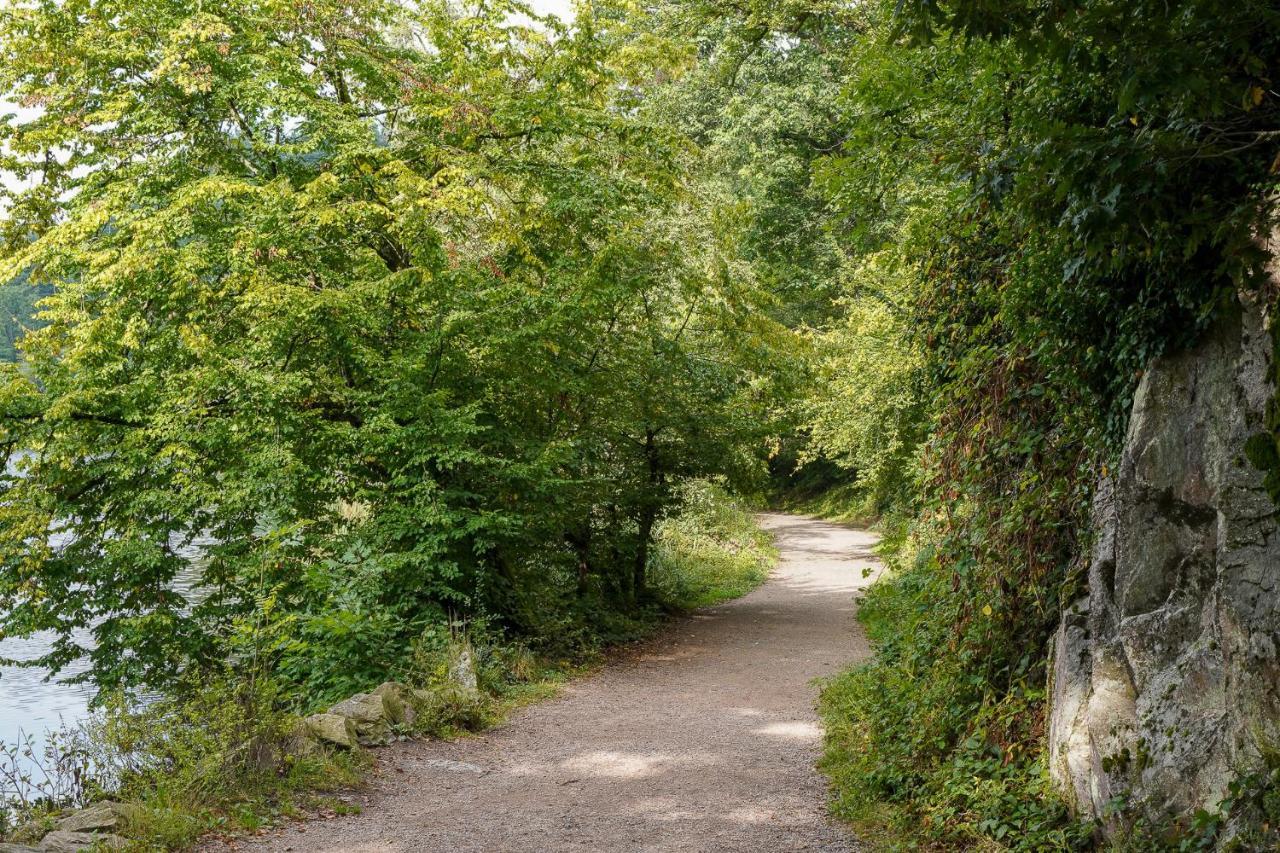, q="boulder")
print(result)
[329,692,392,746]
[372,681,415,727]
[1048,294,1280,835]
[304,712,358,749]
[329,692,386,724]
[36,831,125,852]
[54,802,126,834]
[284,719,321,758]
[0,844,43,852]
